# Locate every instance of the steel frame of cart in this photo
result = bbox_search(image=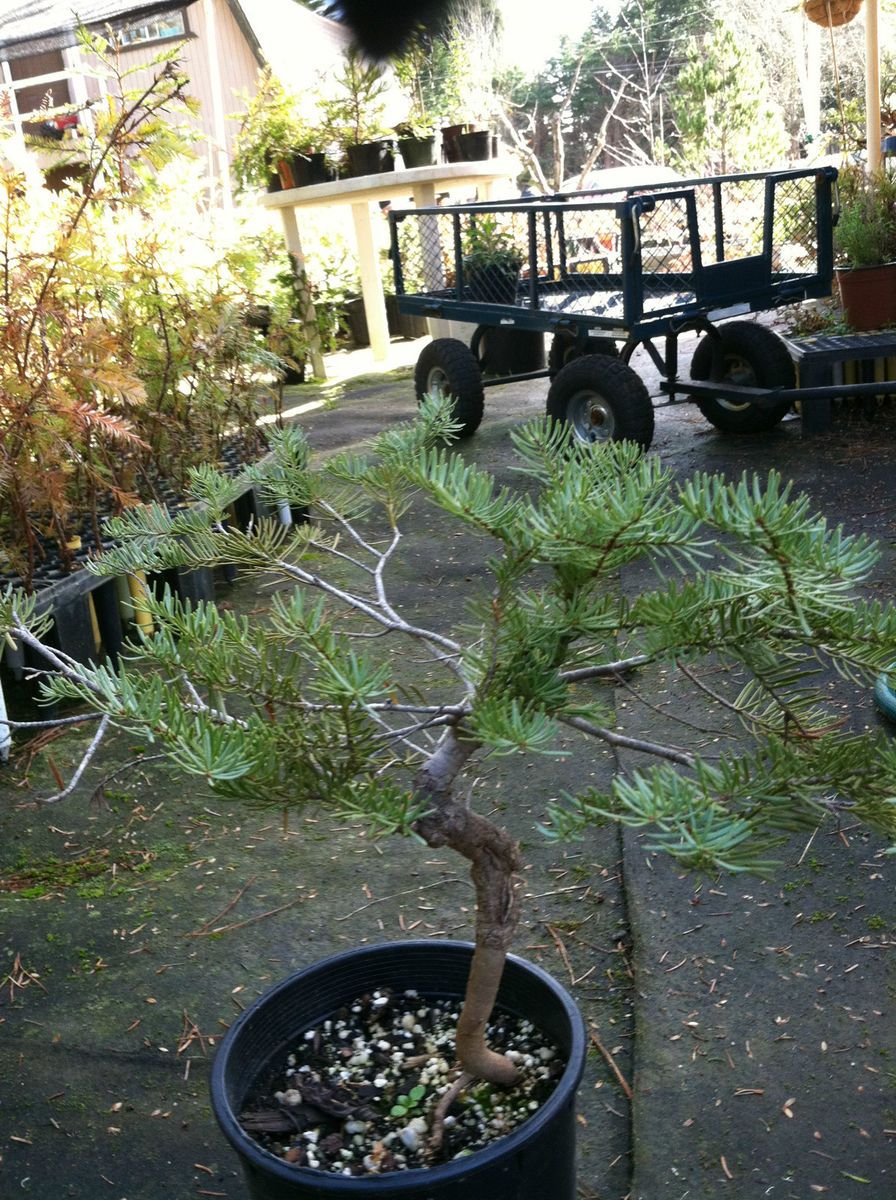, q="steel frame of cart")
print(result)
[390,165,896,447]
